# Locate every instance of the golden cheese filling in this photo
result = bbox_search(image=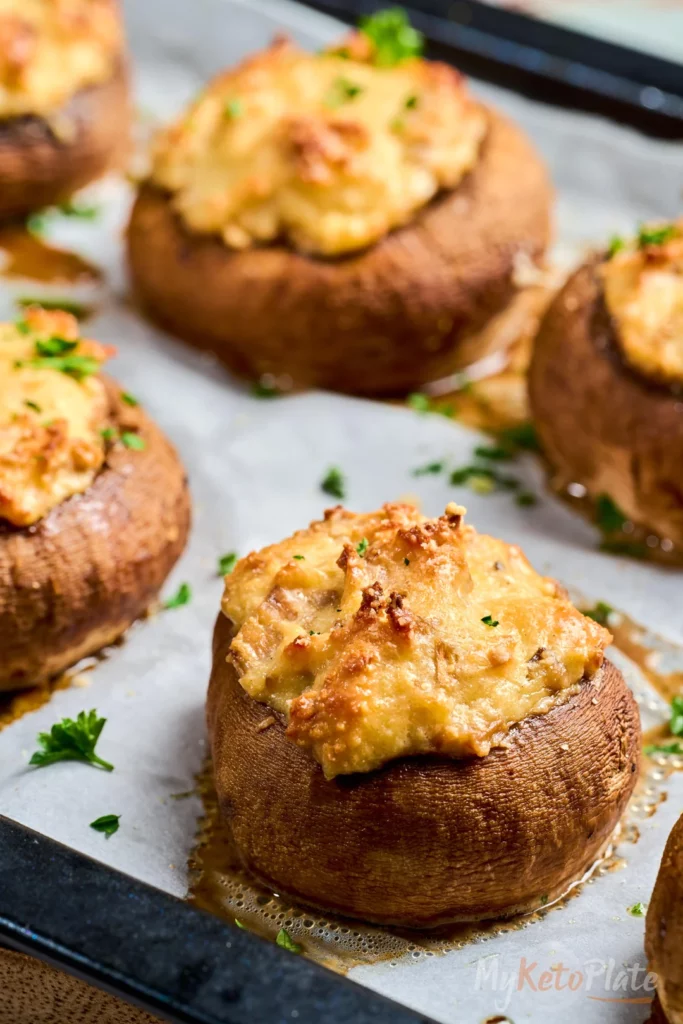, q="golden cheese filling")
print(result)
[0,0,123,118]
[0,308,112,527]
[150,32,486,256]
[222,502,609,778]
[602,220,683,386]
